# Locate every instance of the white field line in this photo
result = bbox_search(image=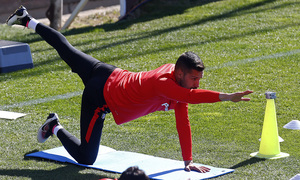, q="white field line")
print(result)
[0,91,82,110]
[206,49,300,71]
[1,49,299,110]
